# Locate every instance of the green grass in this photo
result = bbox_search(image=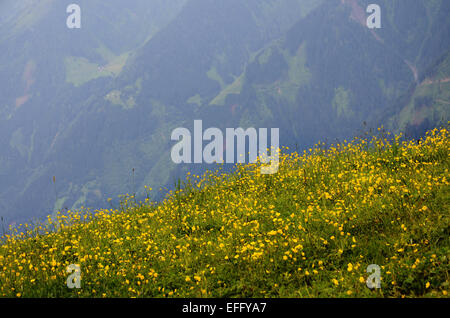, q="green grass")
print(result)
[64,51,129,87]
[210,73,244,106]
[0,126,449,298]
